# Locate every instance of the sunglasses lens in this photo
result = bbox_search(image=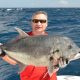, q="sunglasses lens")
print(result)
[32,19,47,23]
[32,19,39,23]
[40,20,46,23]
